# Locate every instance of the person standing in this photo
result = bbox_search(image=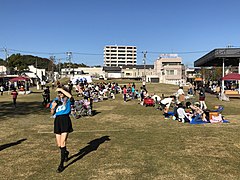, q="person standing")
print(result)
[188,83,193,95]
[68,81,73,94]
[11,88,18,107]
[199,85,207,110]
[123,85,127,102]
[0,85,4,95]
[42,86,51,105]
[50,88,73,173]
[131,85,135,99]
